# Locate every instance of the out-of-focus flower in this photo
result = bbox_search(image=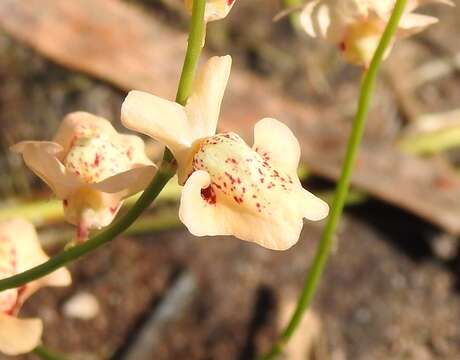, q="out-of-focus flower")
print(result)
[300,0,454,66]
[185,0,236,22]
[0,219,71,355]
[121,56,329,250]
[12,112,156,241]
